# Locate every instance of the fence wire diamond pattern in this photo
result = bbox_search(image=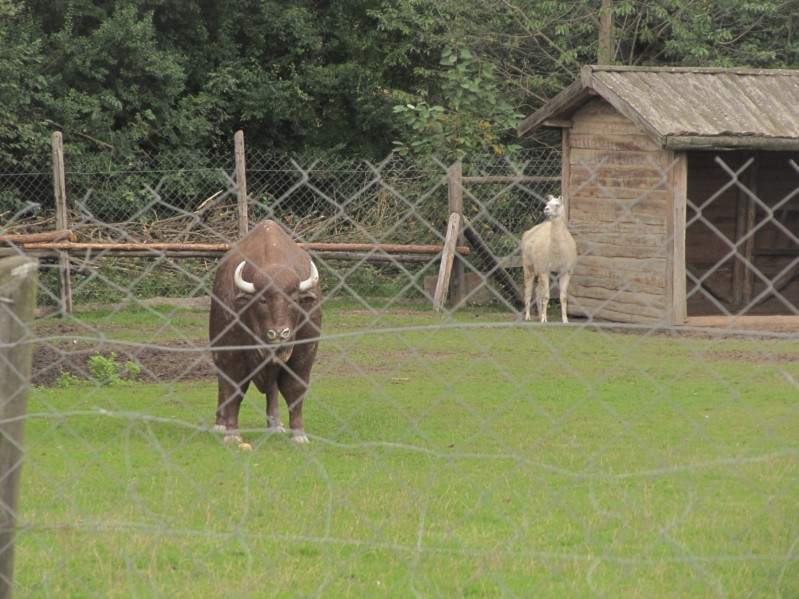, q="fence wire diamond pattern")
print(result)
[0,146,797,597]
